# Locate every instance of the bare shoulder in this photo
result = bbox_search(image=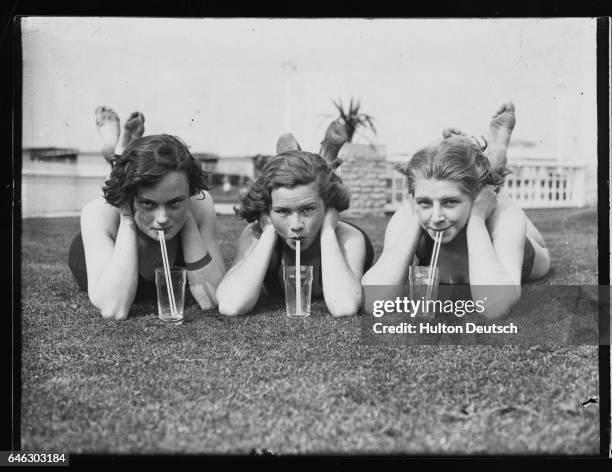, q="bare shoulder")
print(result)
[189,190,221,236]
[81,196,115,216]
[189,190,216,218]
